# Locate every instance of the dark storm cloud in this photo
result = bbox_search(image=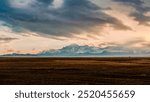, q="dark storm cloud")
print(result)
[0,37,18,43]
[113,0,150,26]
[113,0,144,5]
[0,0,131,37]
